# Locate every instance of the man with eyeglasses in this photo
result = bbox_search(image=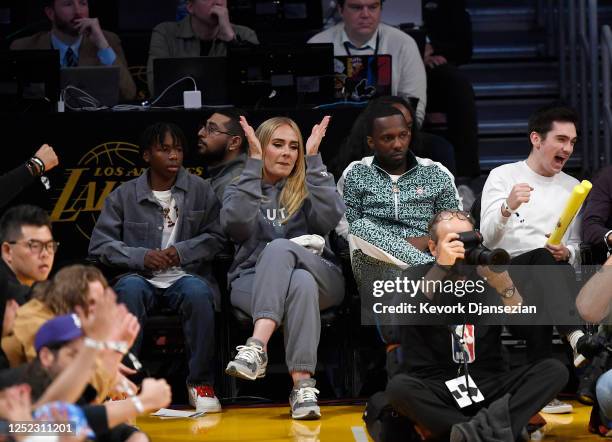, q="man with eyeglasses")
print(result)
[197,109,247,200]
[0,205,56,371]
[0,205,57,304]
[308,0,427,125]
[376,210,568,441]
